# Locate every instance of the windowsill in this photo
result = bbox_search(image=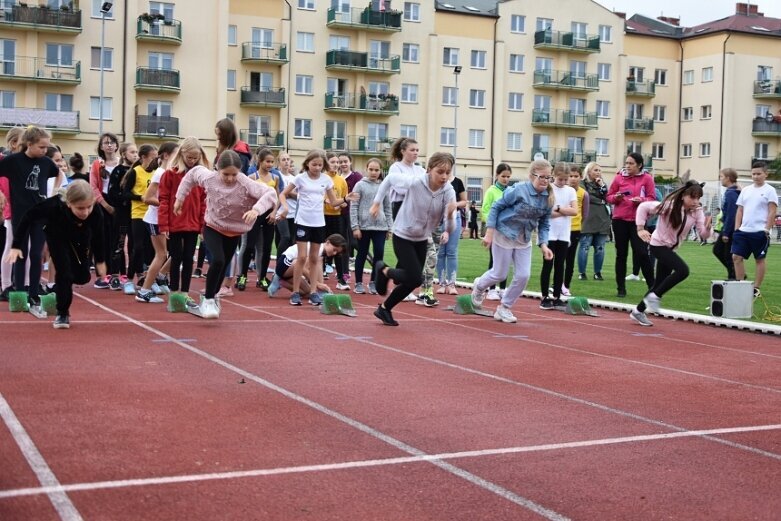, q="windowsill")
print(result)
[297,50,315,53]
[403,19,421,23]
[509,70,525,74]
[90,68,115,72]
[470,66,487,70]
[90,15,115,20]
[89,117,113,121]
[701,117,712,121]
[400,100,418,104]
[294,136,312,140]
[469,106,487,110]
